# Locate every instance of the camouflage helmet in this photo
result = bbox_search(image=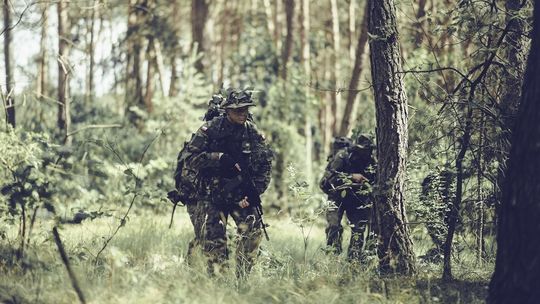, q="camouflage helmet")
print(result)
[221,89,256,109]
[332,136,352,152]
[354,134,374,150]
